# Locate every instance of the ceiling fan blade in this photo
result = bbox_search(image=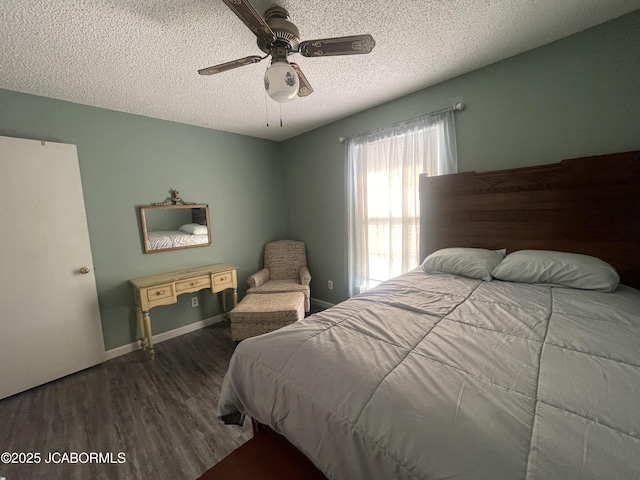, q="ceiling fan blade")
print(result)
[290,63,313,97]
[298,34,376,57]
[198,55,264,75]
[222,0,276,45]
